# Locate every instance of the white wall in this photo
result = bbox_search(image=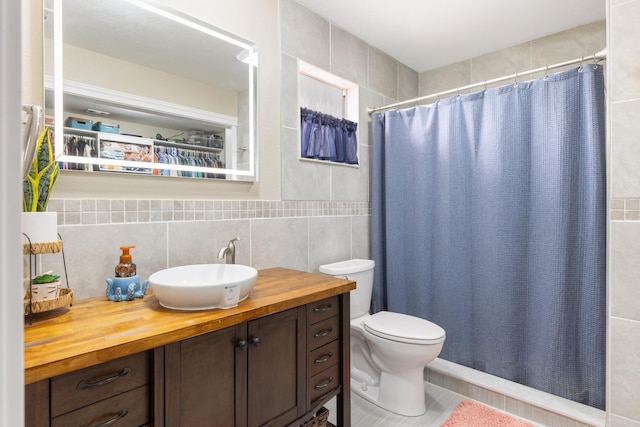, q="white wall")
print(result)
[1,0,25,425]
